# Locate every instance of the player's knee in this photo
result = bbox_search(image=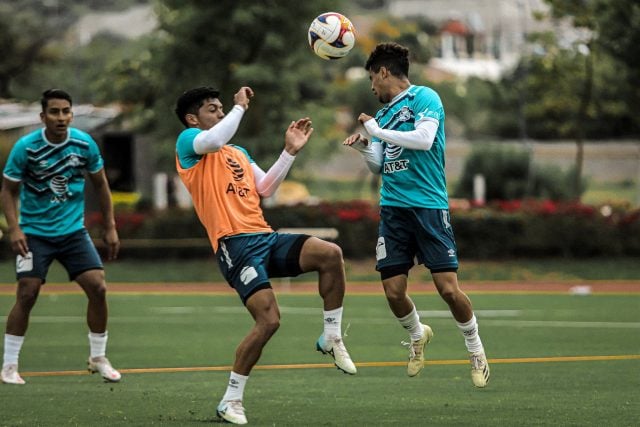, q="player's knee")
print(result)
[85,282,107,302]
[260,317,281,338]
[315,241,344,271]
[16,287,39,310]
[438,287,459,305]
